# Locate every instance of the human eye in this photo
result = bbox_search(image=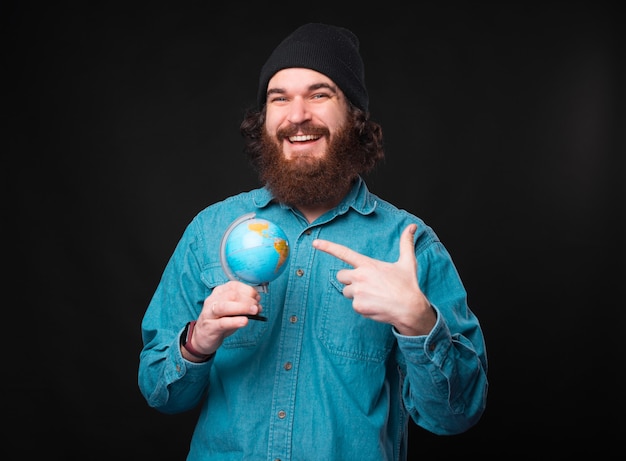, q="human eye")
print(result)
[267,89,289,104]
[311,92,330,100]
[269,95,289,104]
